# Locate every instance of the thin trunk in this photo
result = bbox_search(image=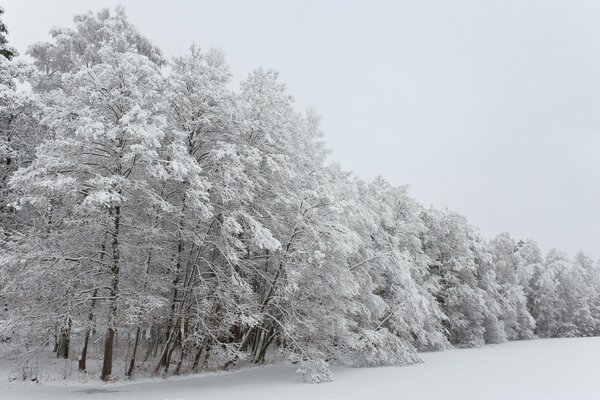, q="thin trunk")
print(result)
[154,322,177,374]
[101,205,122,381]
[164,330,180,375]
[57,317,72,359]
[191,345,203,371]
[80,242,105,371]
[128,247,153,373]
[52,331,58,353]
[152,325,159,358]
[255,330,275,364]
[175,342,187,375]
[143,324,154,363]
[203,342,211,369]
[126,327,141,377]
[78,288,98,371]
[164,212,185,360]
